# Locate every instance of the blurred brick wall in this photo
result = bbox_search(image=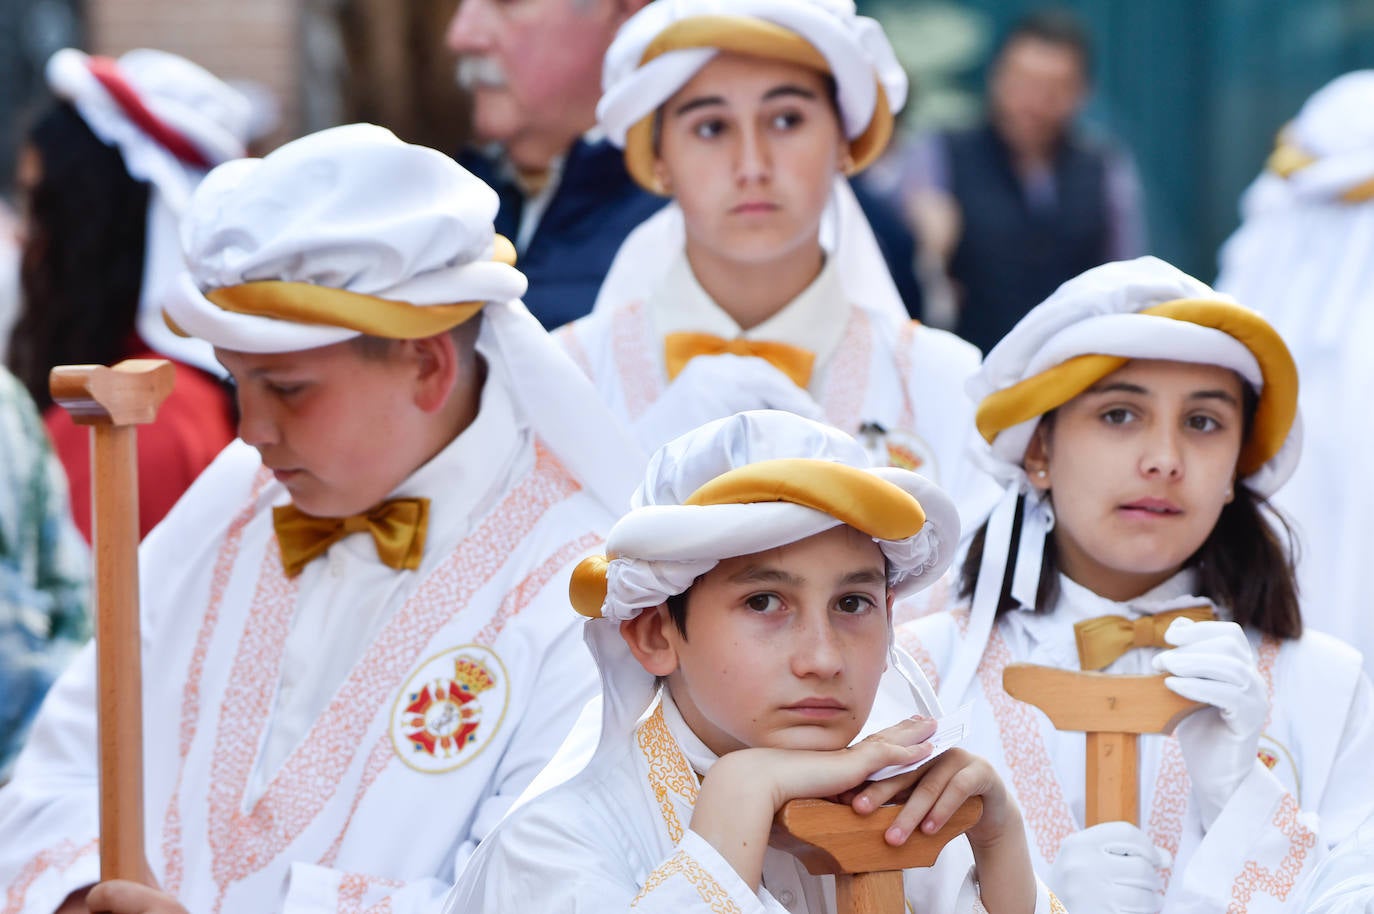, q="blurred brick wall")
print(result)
[87,0,299,151]
[84,0,470,157]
